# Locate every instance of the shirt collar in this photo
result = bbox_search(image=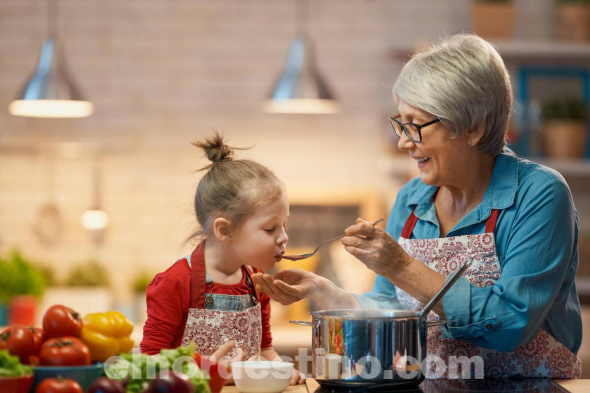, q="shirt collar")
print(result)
[406,147,518,220]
